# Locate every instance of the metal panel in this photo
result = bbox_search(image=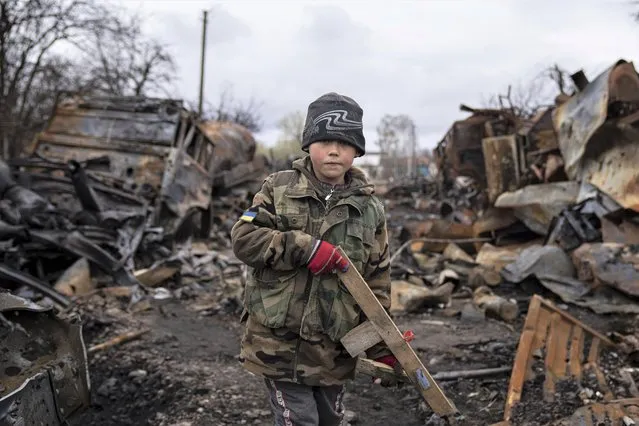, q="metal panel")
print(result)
[155,147,213,234]
[552,59,639,211]
[482,135,520,203]
[552,62,617,179]
[198,120,257,171]
[0,293,90,424]
[0,372,62,425]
